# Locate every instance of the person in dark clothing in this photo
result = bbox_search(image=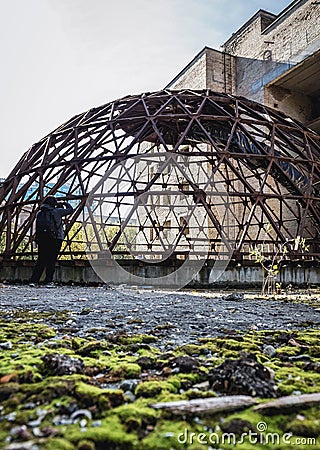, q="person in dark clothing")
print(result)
[29,196,73,286]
